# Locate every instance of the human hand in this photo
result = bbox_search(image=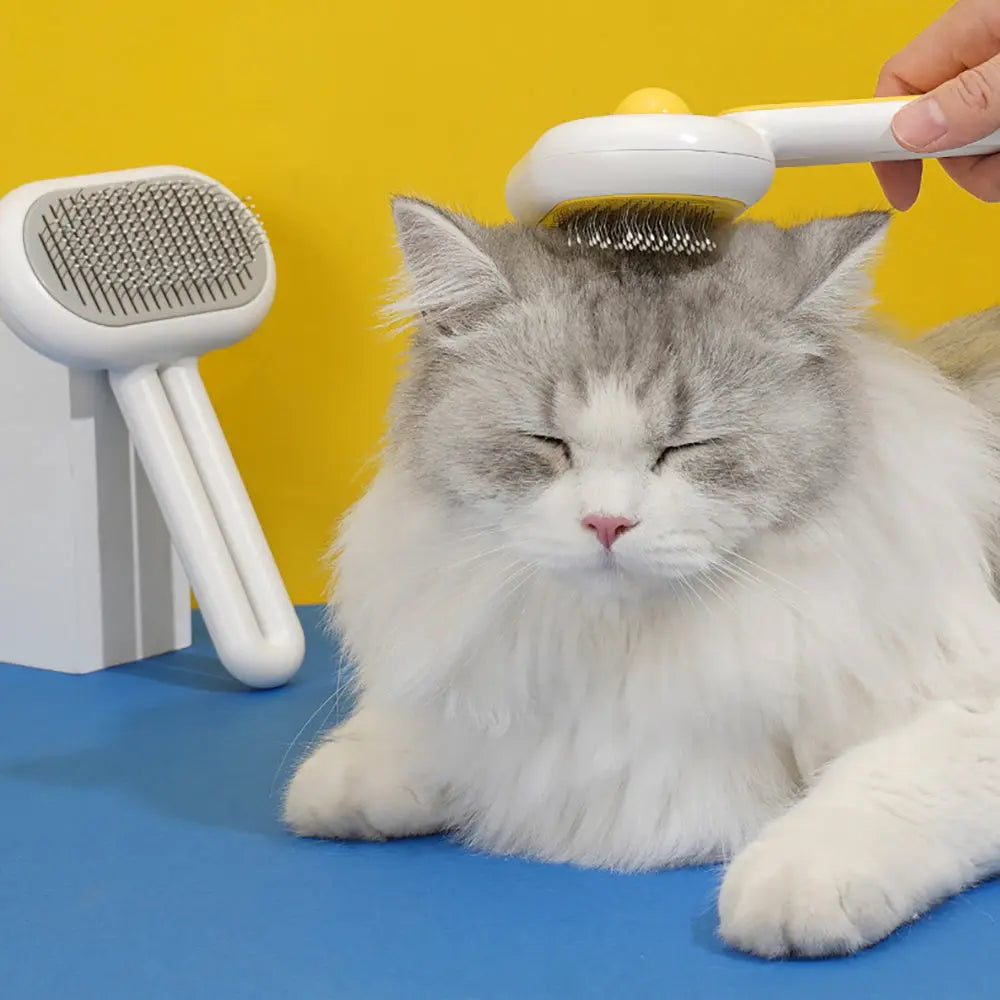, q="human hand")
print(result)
[874,0,1000,209]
